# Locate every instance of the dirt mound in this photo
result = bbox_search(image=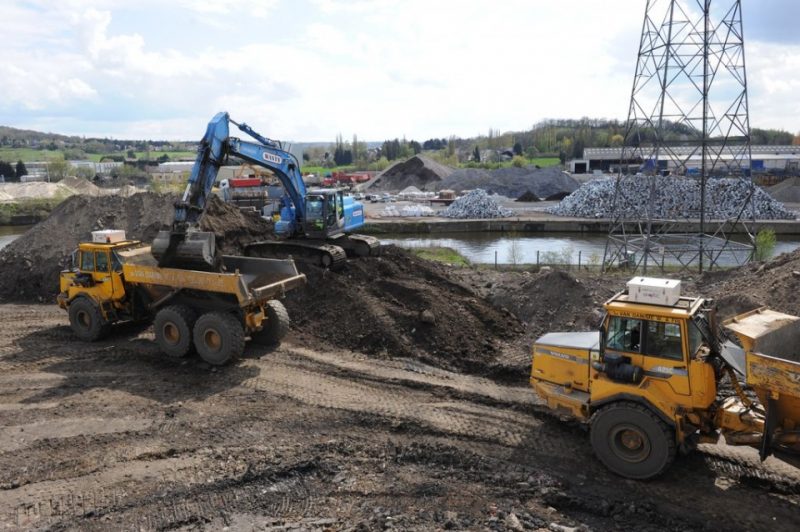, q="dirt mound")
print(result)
[0,193,175,302]
[199,195,274,253]
[61,176,103,196]
[438,166,579,199]
[285,246,523,374]
[698,247,800,318]
[516,190,541,202]
[0,181,76,201]
[768,176,800,203]
[487,269,604,341]
[0,193,271,303]
[368,155,454,192]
